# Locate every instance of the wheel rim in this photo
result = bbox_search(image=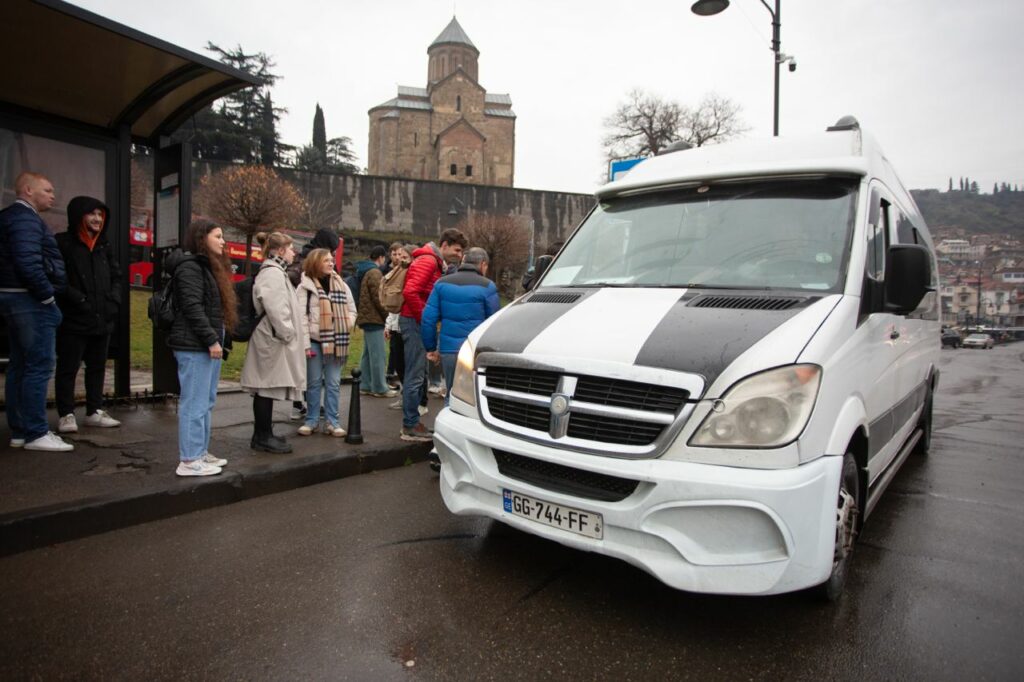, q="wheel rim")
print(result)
[833,479,859,569]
